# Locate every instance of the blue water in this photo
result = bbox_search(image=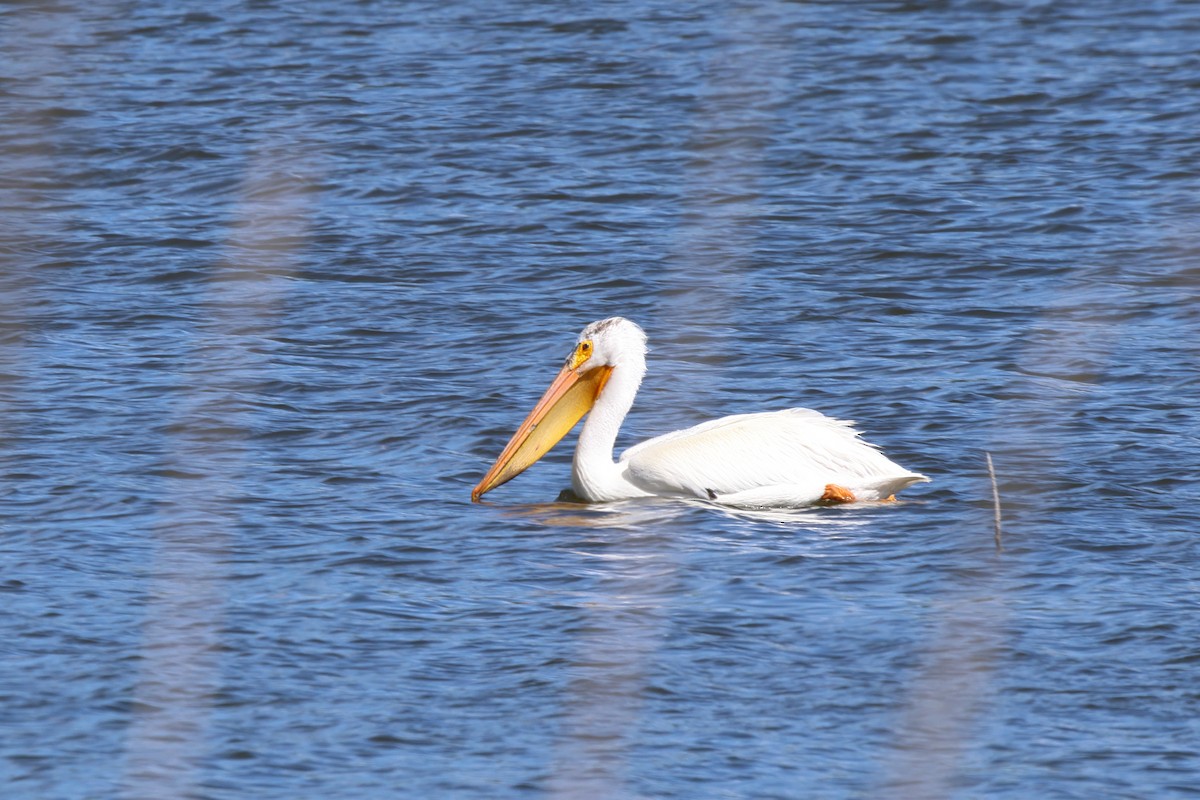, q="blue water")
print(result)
[3,1,1200,797]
